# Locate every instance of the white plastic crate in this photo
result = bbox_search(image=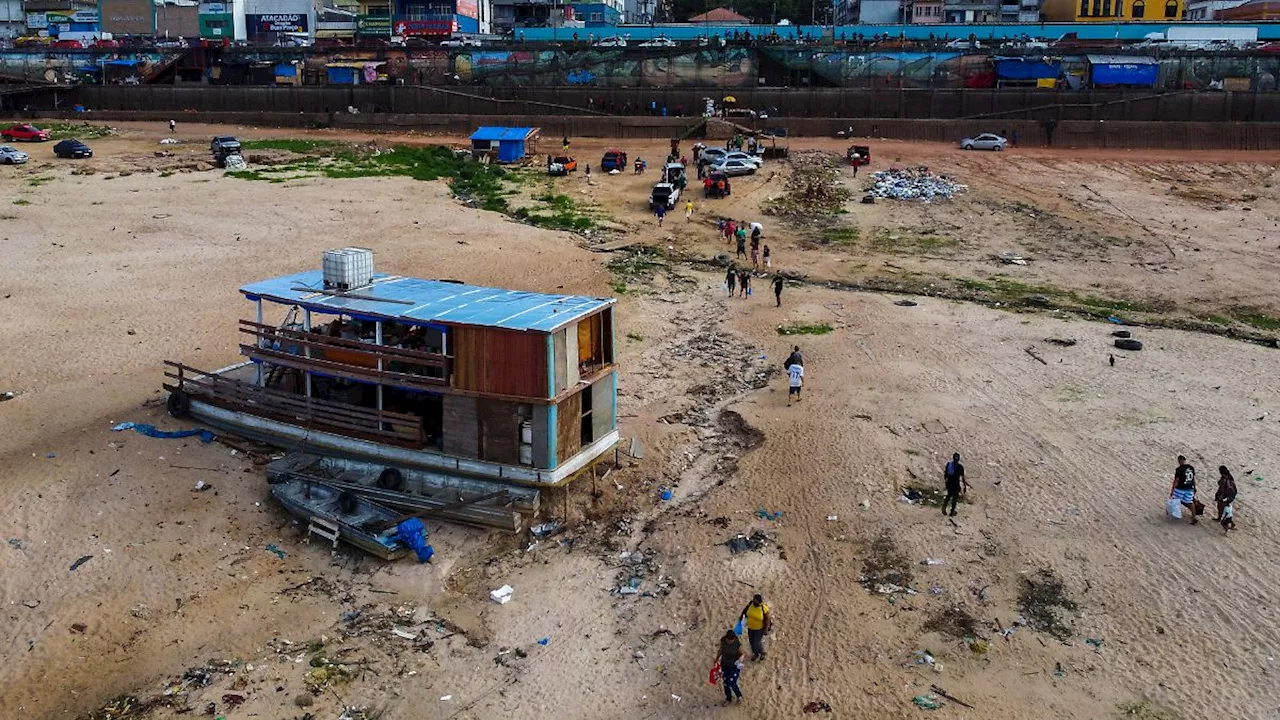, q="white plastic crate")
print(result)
[322,247,374,290]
